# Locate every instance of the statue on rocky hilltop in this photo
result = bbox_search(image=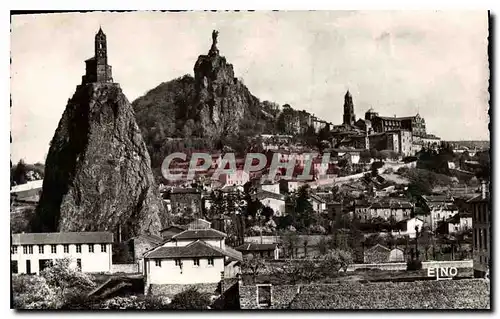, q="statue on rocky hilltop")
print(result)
[209,30,220,56]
